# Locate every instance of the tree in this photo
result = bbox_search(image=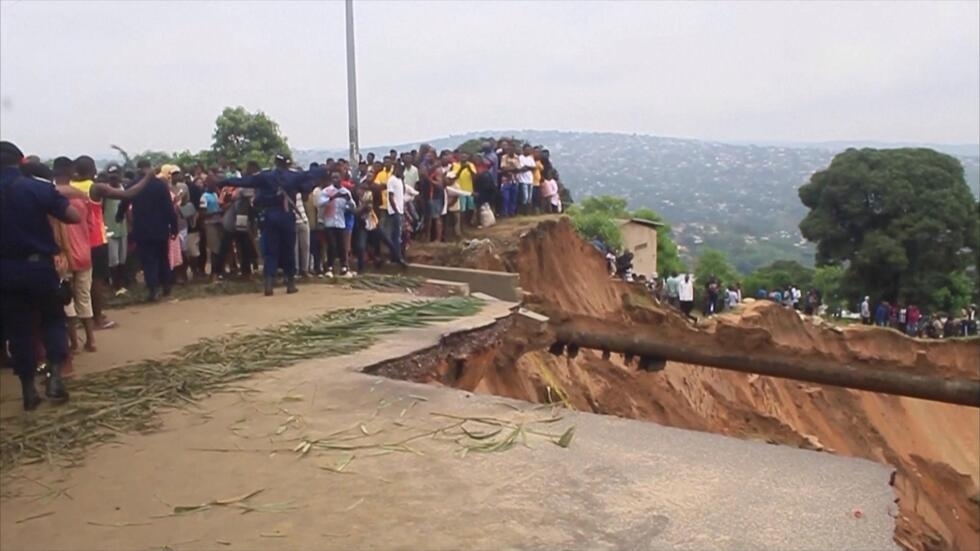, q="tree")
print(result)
[812,265,845,312]
[211,106,290,167]
[695,248,739,286]
[172,149,216,171]
[799,148,979,311]
[633,207,684,275]
[743,260,814,294]
[456,138,492,156]
[571,213,623,250]
[131,150,174,168]
[576,195,629,218]
[567,195,628,250]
